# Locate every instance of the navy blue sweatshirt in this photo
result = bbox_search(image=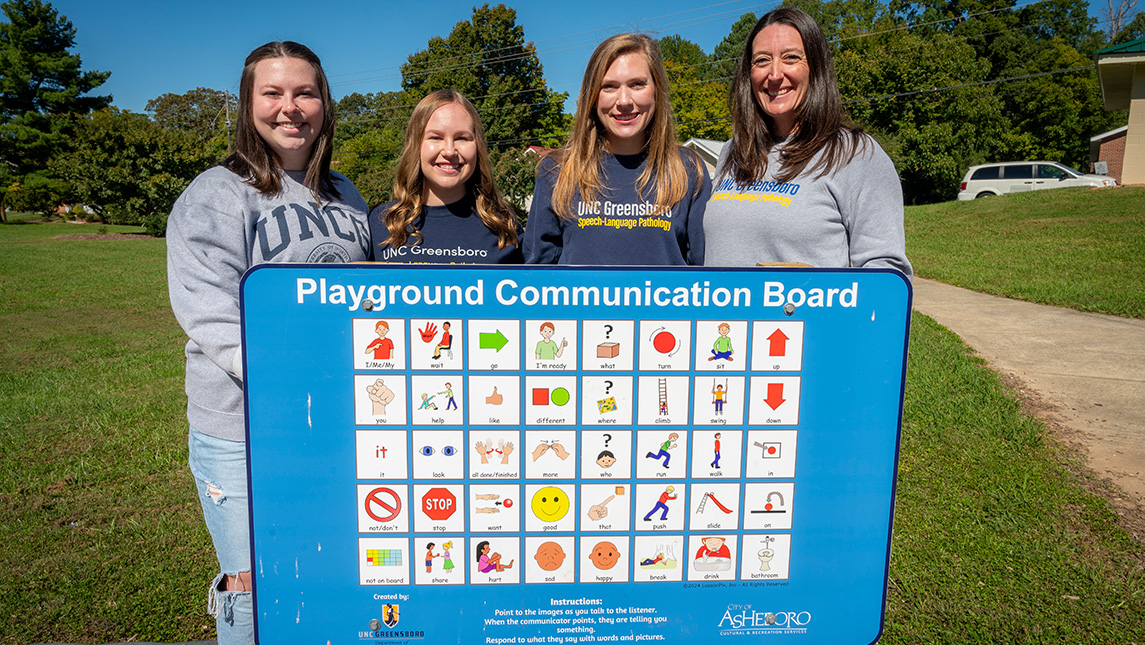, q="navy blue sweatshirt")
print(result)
[523,150,711,265]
